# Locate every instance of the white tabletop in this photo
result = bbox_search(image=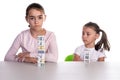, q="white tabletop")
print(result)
[0,61,120,80]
